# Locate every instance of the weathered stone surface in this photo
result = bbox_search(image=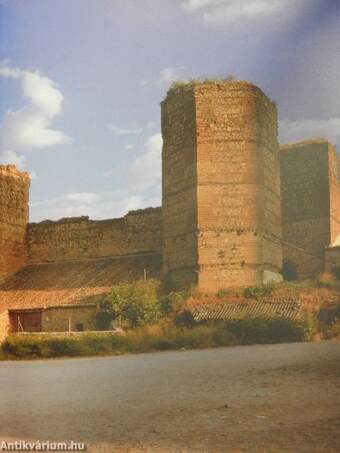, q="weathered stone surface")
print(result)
[280,140,340,279]
[27,207,162,263]
[42,305,98,332]
[0,165,30,282]
[161,81,282,292]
